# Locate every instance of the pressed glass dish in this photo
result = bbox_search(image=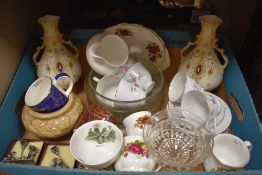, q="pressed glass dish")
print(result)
[84,60,164,126]
[143,109,214,171]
